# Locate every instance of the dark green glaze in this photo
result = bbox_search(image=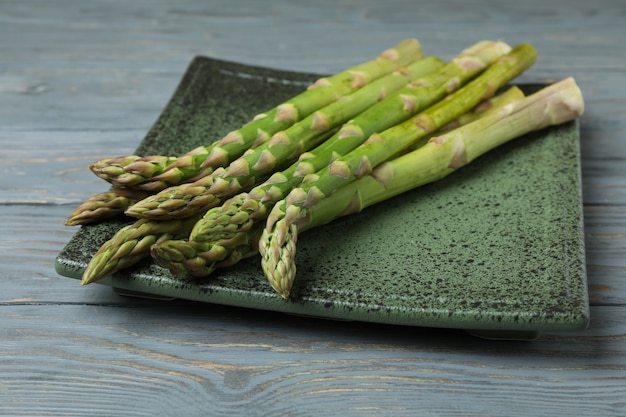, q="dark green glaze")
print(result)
[56,56,589,336]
